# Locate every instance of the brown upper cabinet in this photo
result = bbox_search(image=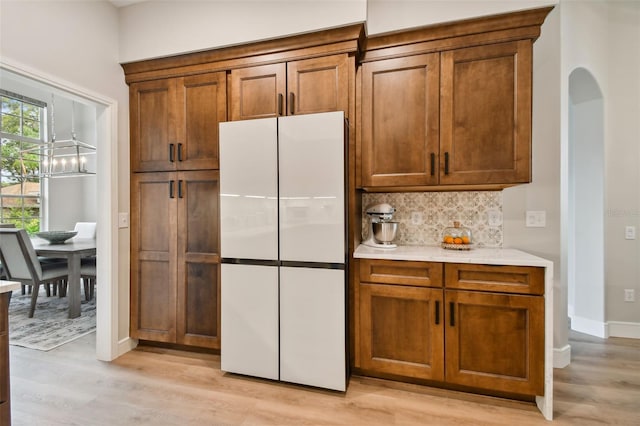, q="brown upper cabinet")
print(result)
[359,6,552,191]
[130,72,227,172]
[440,41,532,186]
[361,54,440,187]
[230,54,349,120]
